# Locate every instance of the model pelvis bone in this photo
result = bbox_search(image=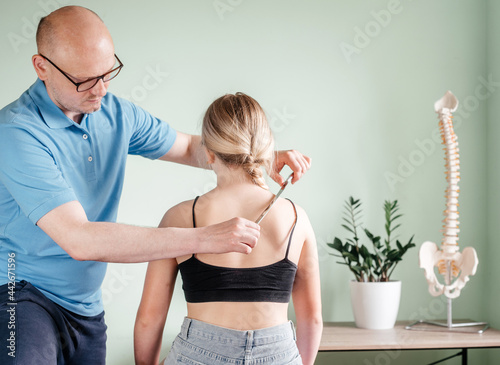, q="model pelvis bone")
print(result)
[418,91,479,299]
[420,242,478,298]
